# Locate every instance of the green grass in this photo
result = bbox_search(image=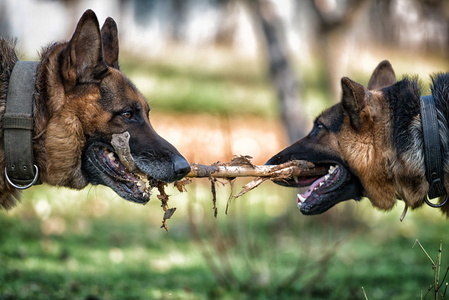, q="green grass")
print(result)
[1,181,449,299]
[4,53,449,299]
